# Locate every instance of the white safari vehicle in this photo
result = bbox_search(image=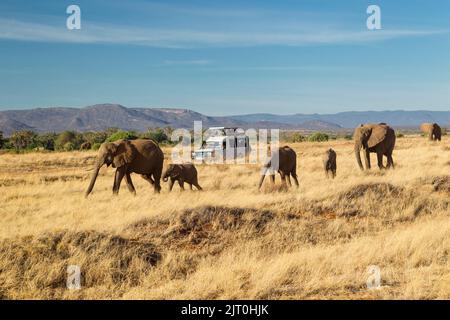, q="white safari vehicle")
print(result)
[192,127,251,162]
